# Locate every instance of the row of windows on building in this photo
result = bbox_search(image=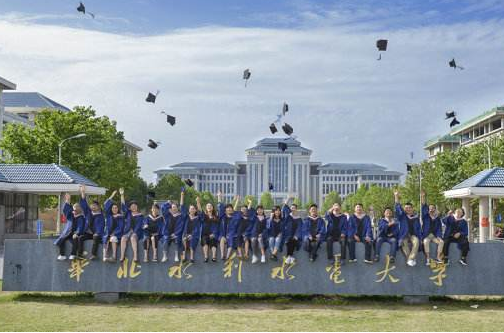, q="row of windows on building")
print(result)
[198,182,235,194]
[321,169,367,175]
